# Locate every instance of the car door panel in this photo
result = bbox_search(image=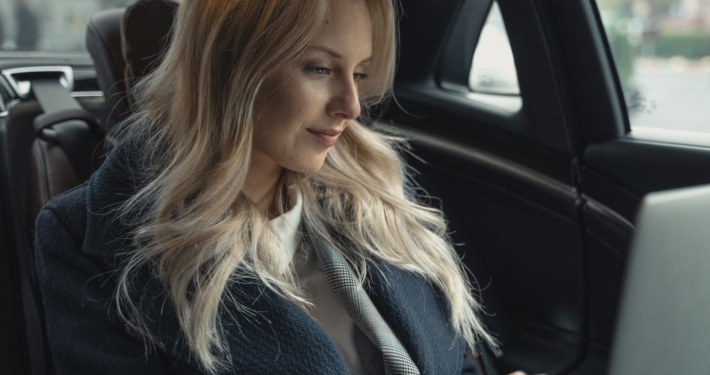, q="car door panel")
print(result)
[582,198,634,345]
[385,91,578,186]
[586,138,710,219]
[383,124,586,375]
